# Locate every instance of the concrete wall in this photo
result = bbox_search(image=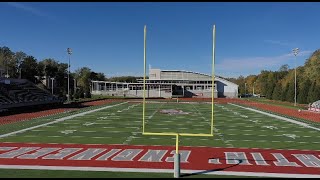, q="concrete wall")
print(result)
[188,90,217,98]
[215,78,238,98]
[149,69,161,80]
